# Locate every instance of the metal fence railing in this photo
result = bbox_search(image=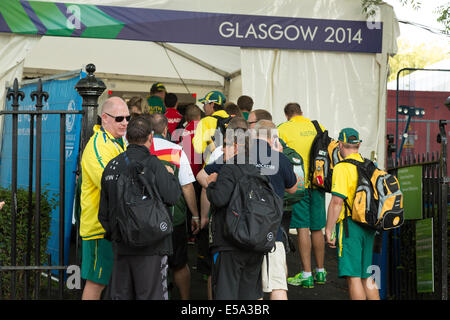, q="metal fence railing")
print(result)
[0,64,104,300]
[387,120,448,300]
